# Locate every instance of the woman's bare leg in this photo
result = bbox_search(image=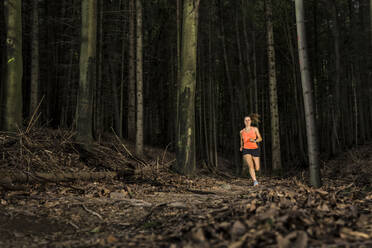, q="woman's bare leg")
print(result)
[253,156,260,171]
[244,154,256,181]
